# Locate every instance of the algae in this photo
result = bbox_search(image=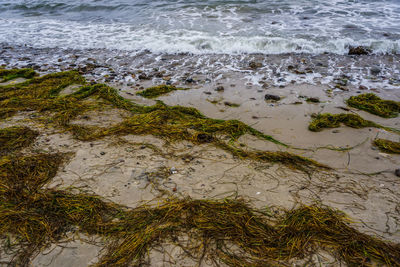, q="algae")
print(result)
[0,154,399,266]
[0,127,39,156]
[0,68,36,83]
[136,85,189,98]
[2,70,328,172]
[347,93,400,118]
[373,139,400,154]
[309,113,381,132]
